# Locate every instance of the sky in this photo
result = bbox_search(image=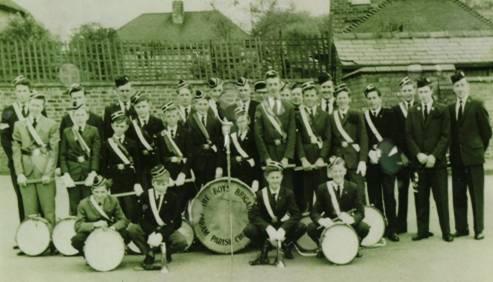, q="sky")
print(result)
[13,0,330,40]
